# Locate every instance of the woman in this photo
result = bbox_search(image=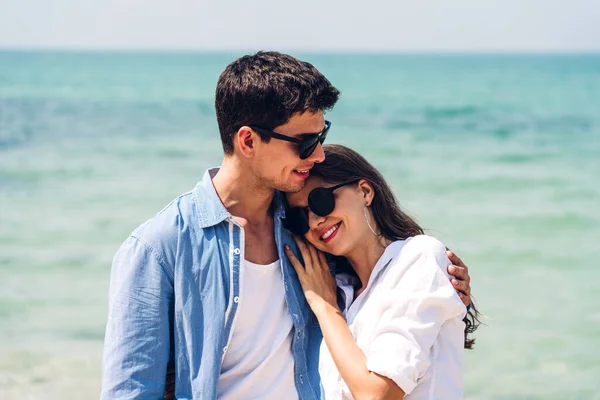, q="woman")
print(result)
[284,144,480,399]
